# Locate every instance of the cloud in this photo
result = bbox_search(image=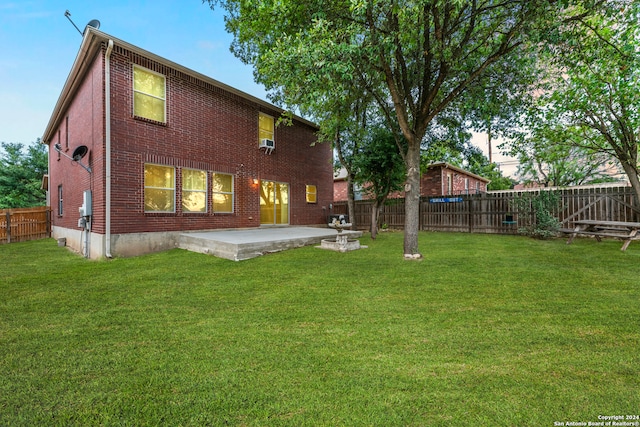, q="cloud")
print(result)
[197,40,225,51]
[0,2,51,19]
